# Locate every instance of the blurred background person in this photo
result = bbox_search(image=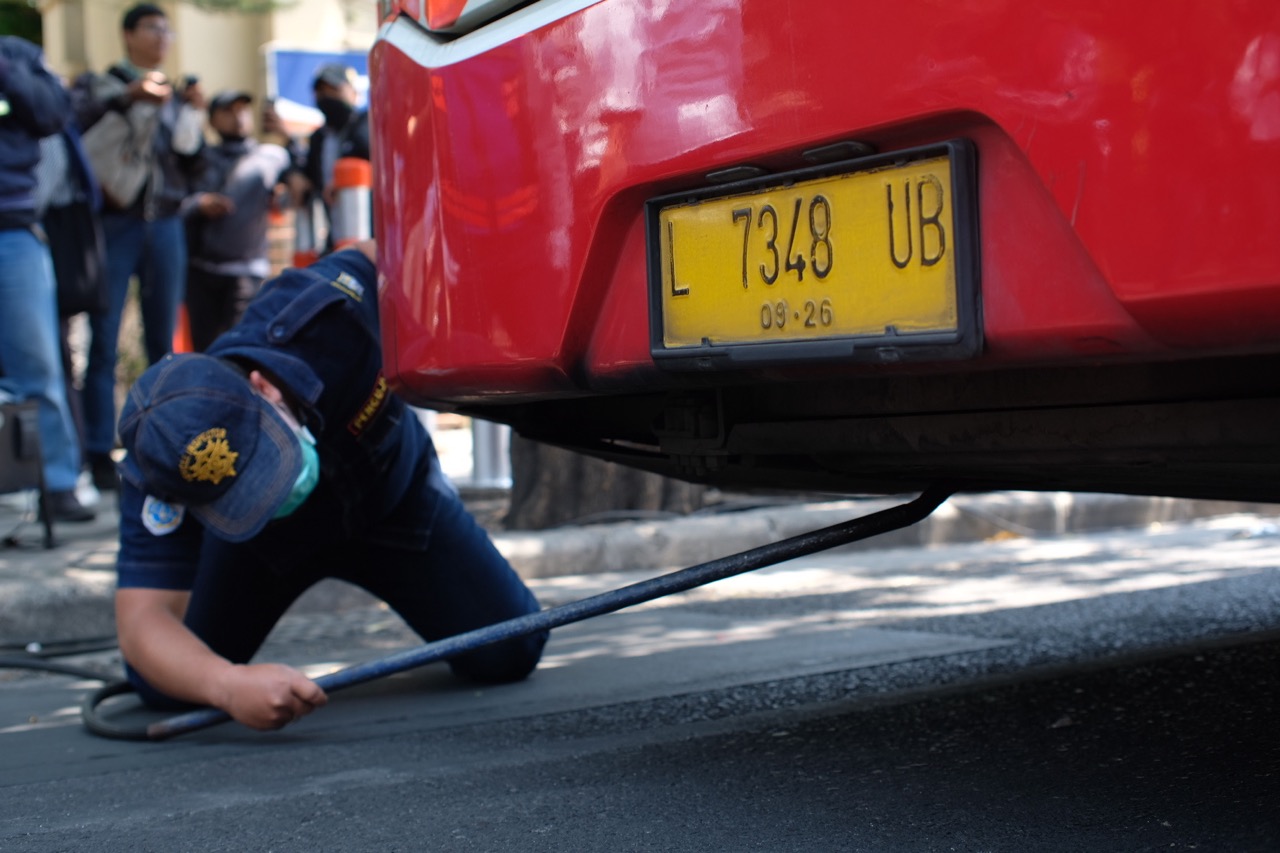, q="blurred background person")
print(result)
[0,35,95,522]
[183,90,291,352]
[70,2,206,491]
[33,103,109,483]
[284,63,369,252]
